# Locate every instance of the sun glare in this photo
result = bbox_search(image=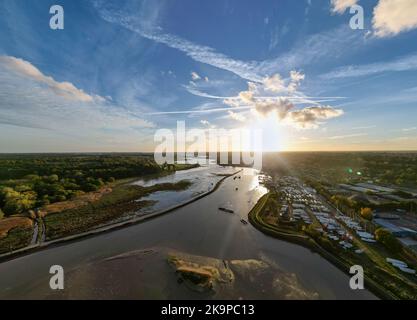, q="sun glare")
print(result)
[244,112,288,152]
